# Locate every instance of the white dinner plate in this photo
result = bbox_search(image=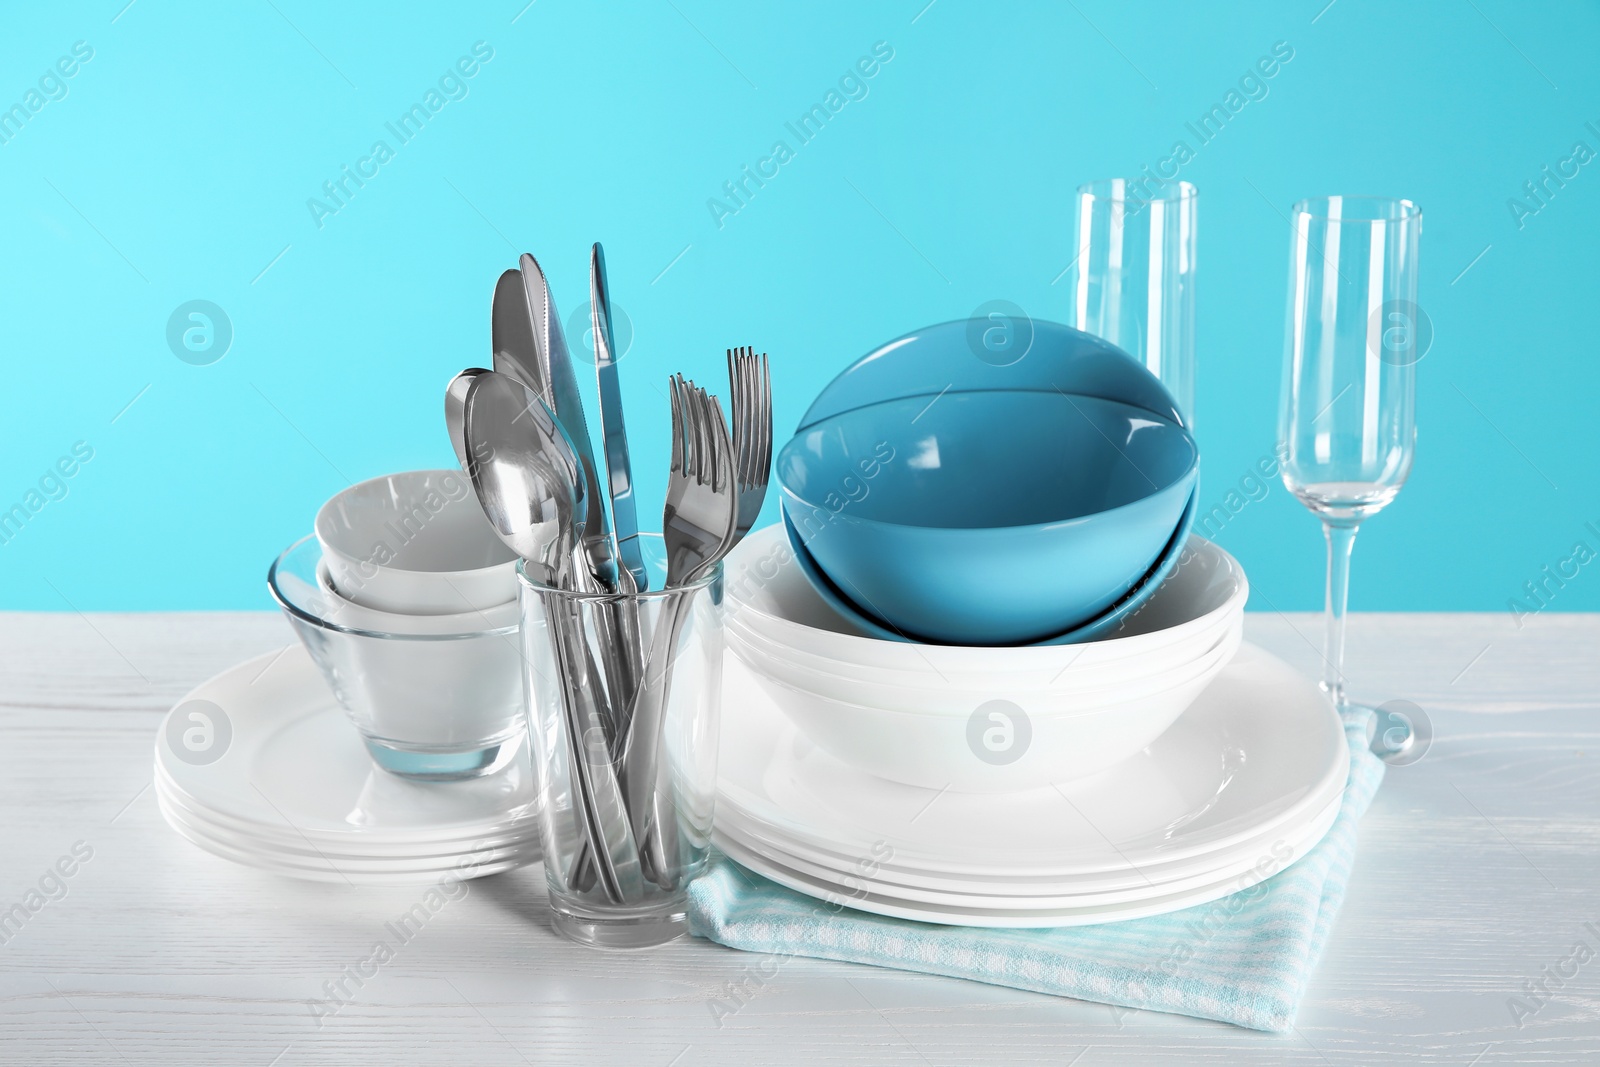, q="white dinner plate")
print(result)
[715,802,1334,928]
[715,783,1343,899]
[156,647,540,845]
[717,642,1348,877]
[156,763,538,857]
[158,791,538,884]
[157,773,538,861]
[714,791,1339,910]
